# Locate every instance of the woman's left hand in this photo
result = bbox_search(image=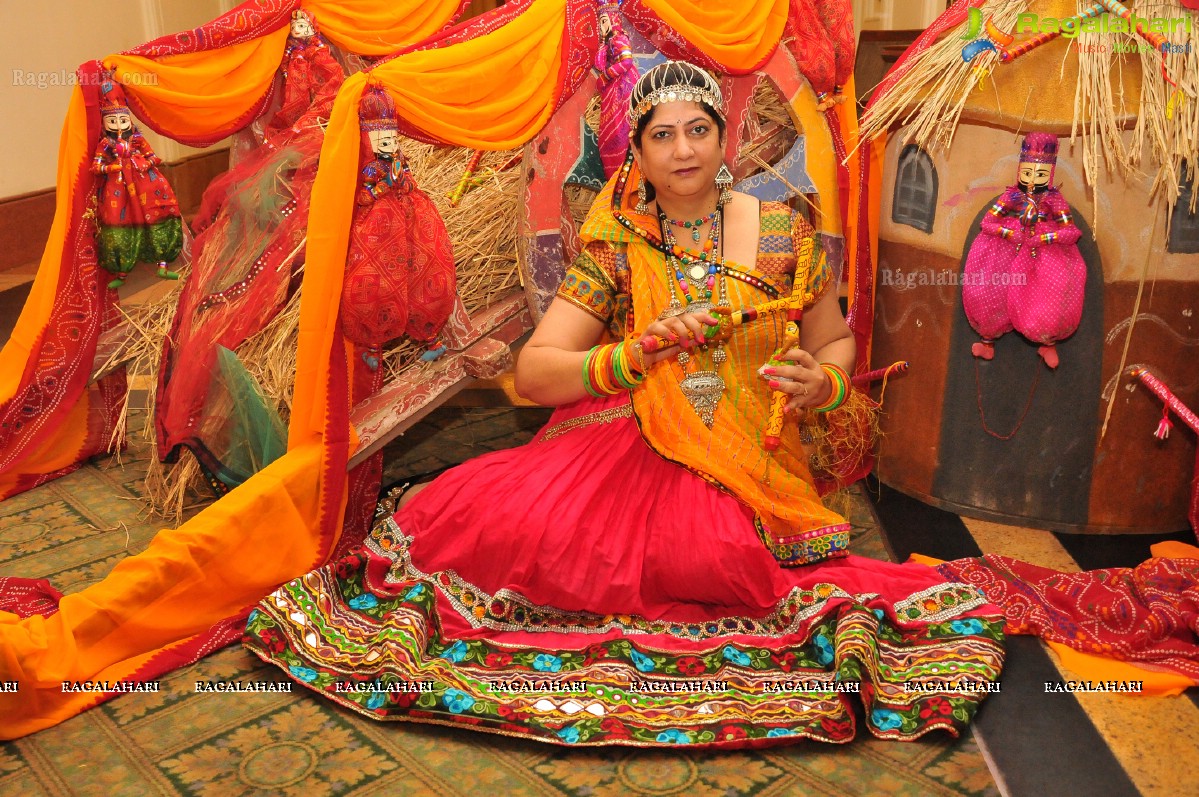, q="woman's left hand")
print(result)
[761,348,831,412]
